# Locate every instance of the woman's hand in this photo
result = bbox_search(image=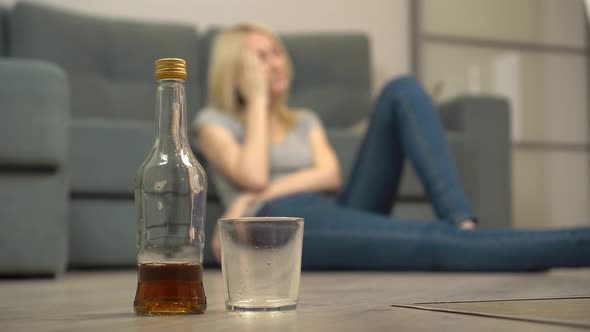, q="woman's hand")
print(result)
[238,49,268,106]
[211,192,262,262]
[225,192,261,218]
